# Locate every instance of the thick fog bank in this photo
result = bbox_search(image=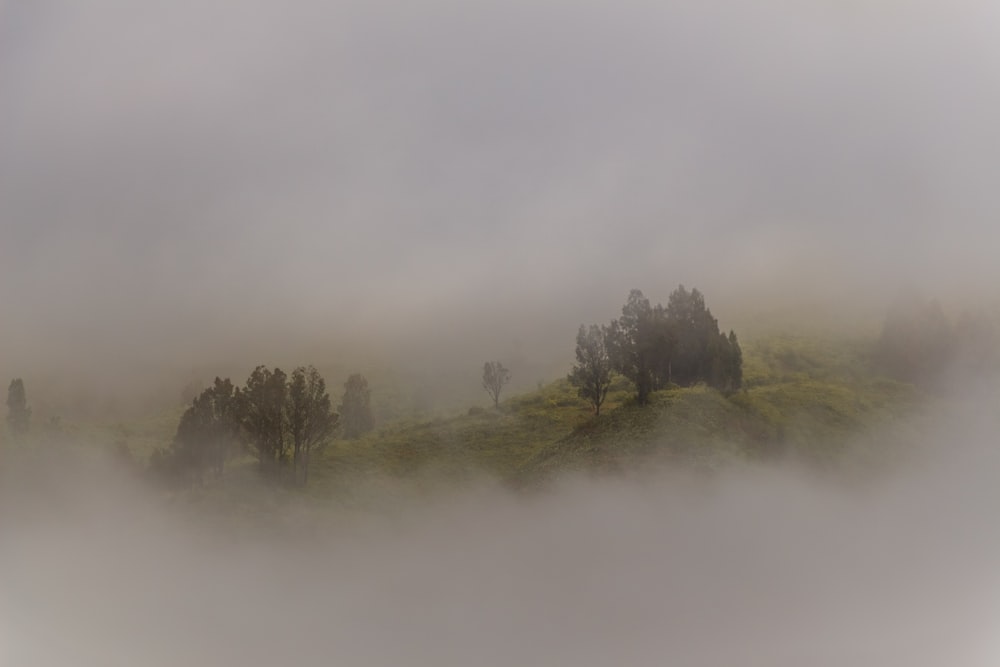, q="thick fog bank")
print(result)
[5,0,1000,393]
[4,394,1000,666]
